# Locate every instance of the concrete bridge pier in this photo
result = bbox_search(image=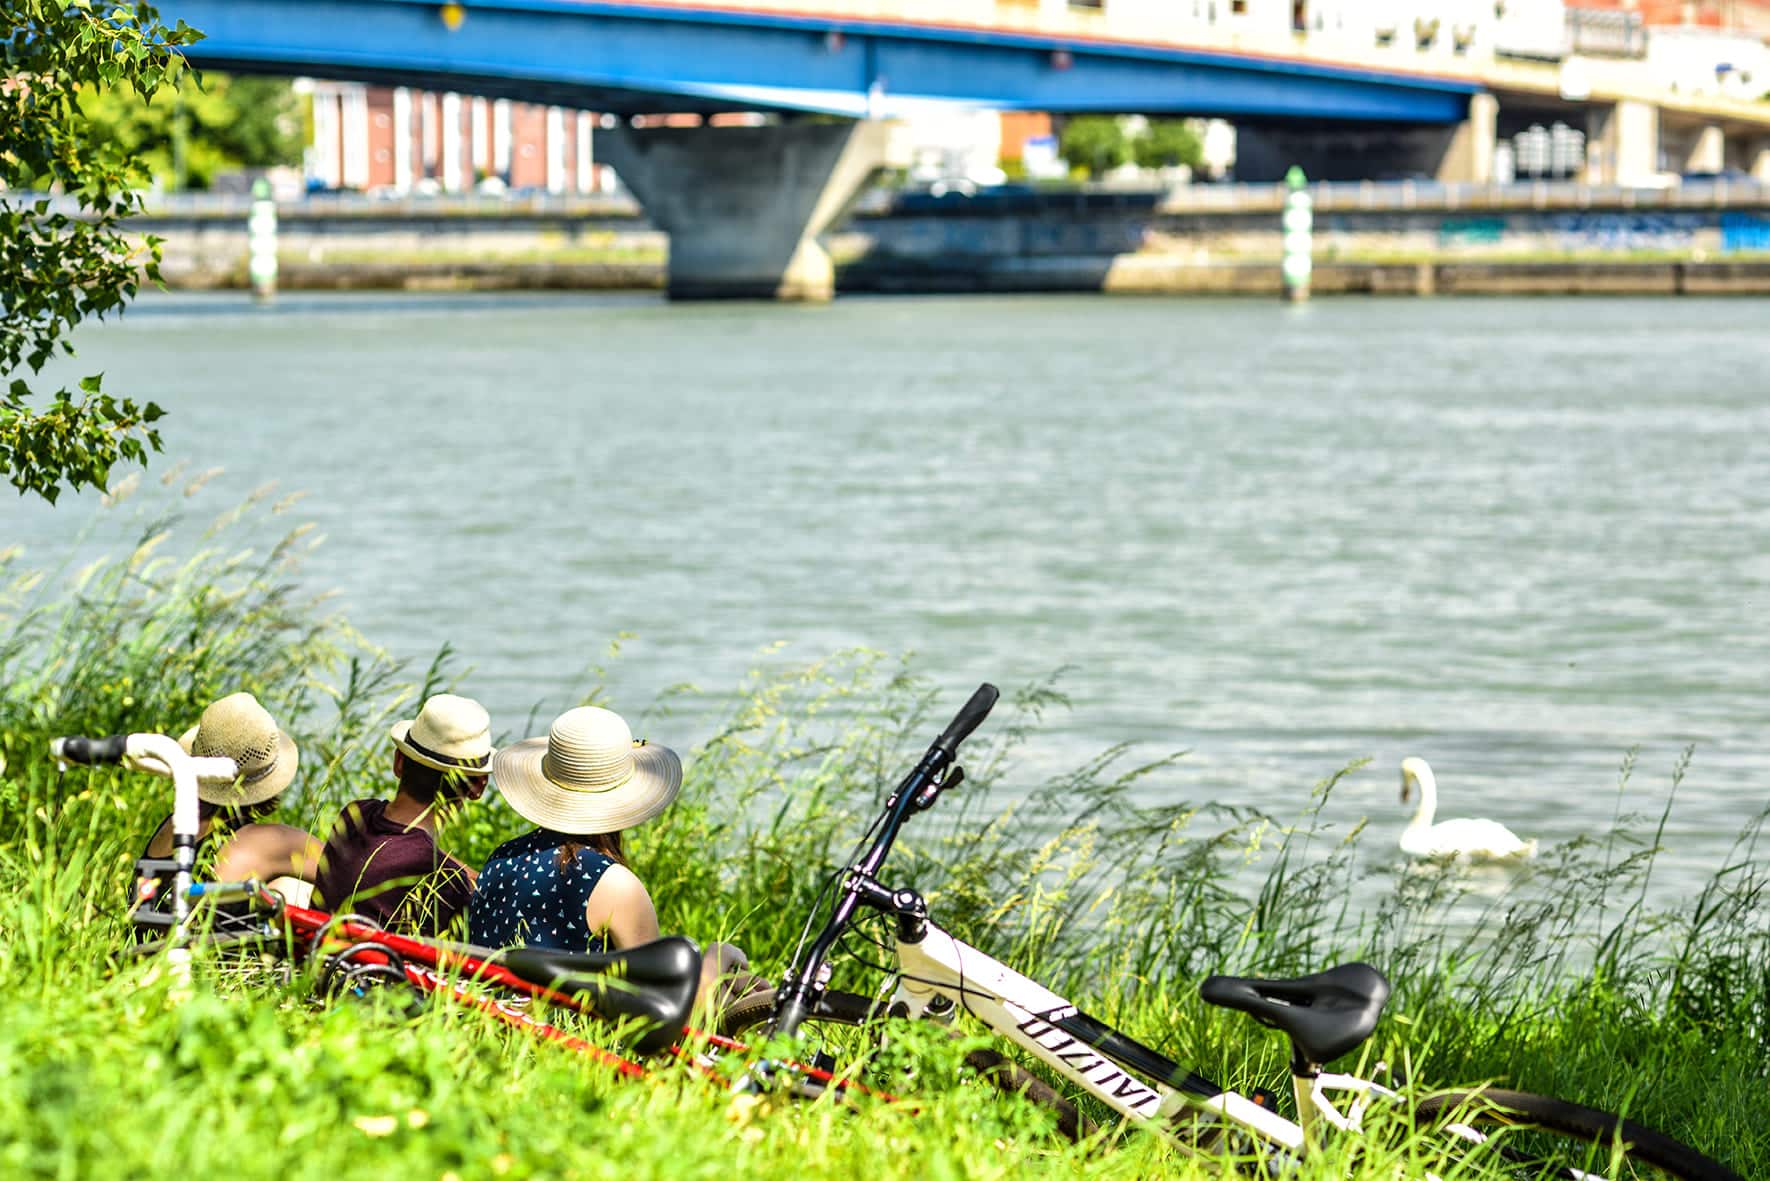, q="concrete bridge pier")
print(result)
[1684,124,1726,175]
[1585,100,1659,185]
[1437,93,1498,183]
[598,120,892,301]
